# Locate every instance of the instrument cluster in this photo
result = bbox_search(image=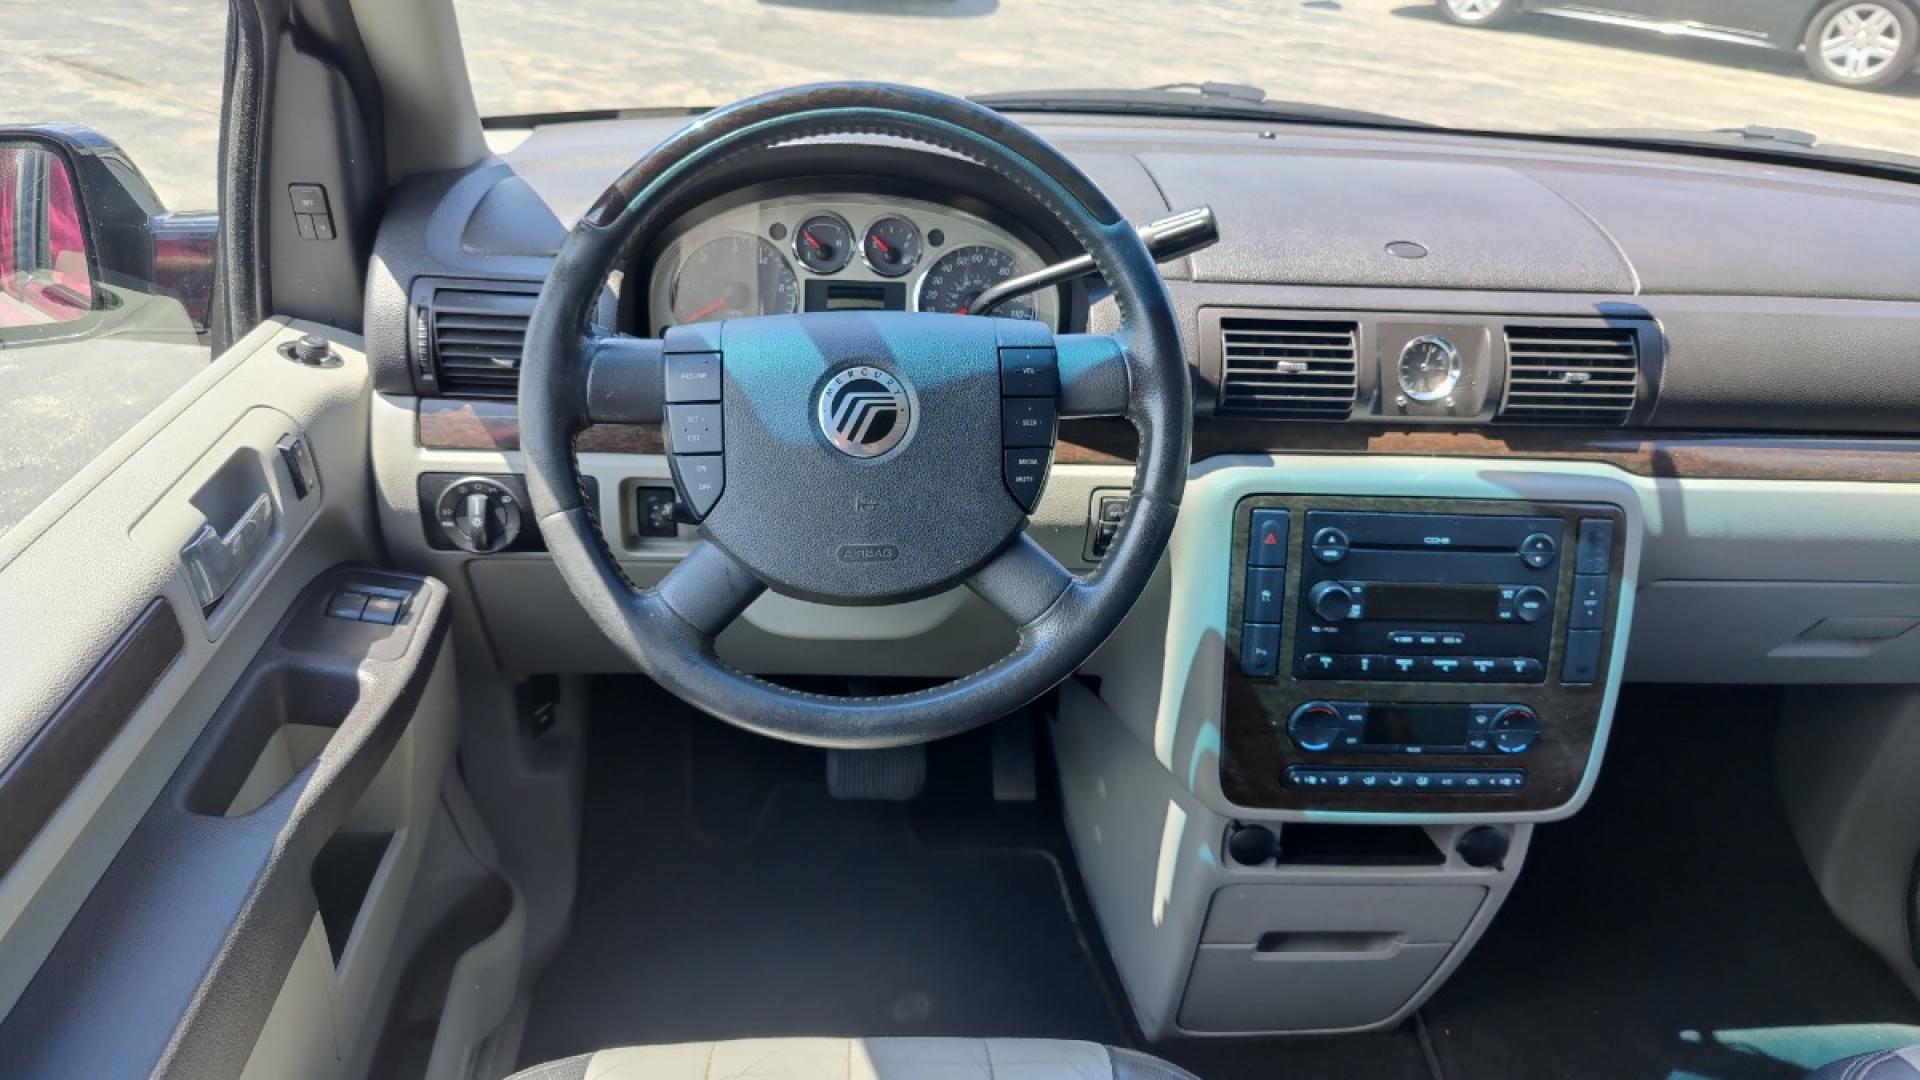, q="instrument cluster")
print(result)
[642,193,1060,334]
